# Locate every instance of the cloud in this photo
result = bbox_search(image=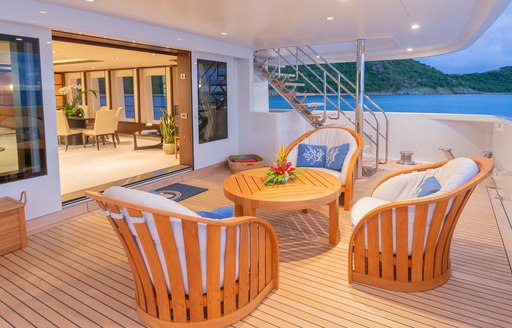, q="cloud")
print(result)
[418,5,512,74]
